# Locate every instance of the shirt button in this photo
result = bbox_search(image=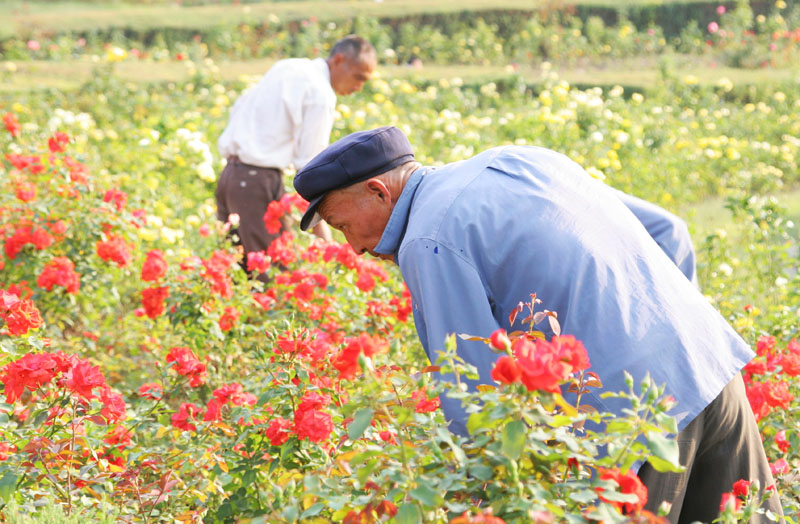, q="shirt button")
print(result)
[240,181,247,187]
[248,170,257,175]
